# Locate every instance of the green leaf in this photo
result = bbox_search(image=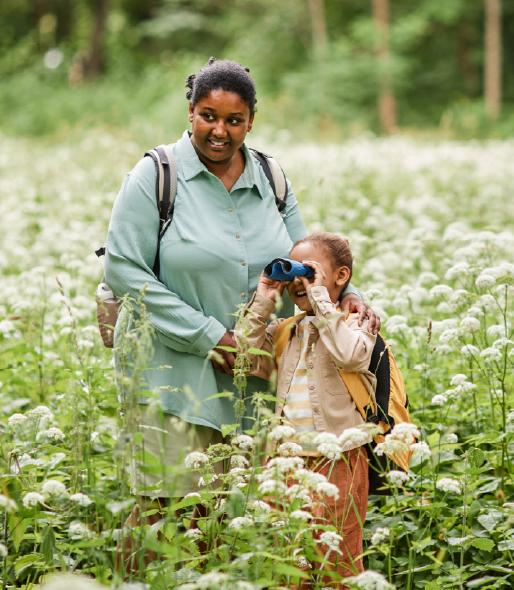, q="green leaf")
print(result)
[206,390,234,401]
[215,345,237,352]
[466,577,497,588]
[14,553,45,577]
[221,423,239,437]
[8,515,31,552]
[41,525,55,564]
[471,538,494,552]
[274,562,309,578]
[247,347,272,357]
